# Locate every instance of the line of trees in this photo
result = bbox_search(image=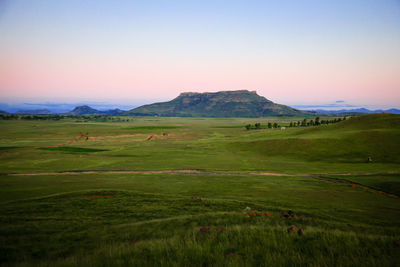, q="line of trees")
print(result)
[245,122,279,130]
[245,116,347,130]
[289,117,346,127]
